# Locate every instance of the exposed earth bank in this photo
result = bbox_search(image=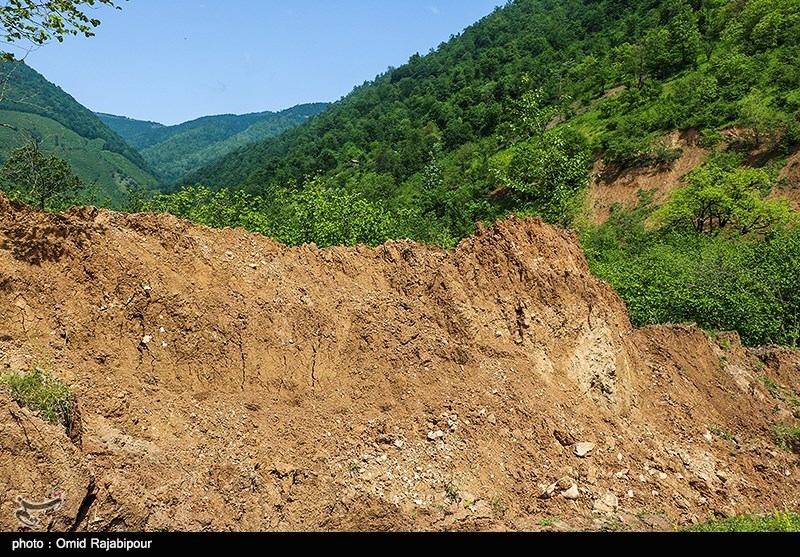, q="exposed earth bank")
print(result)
[0,193,798,532]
